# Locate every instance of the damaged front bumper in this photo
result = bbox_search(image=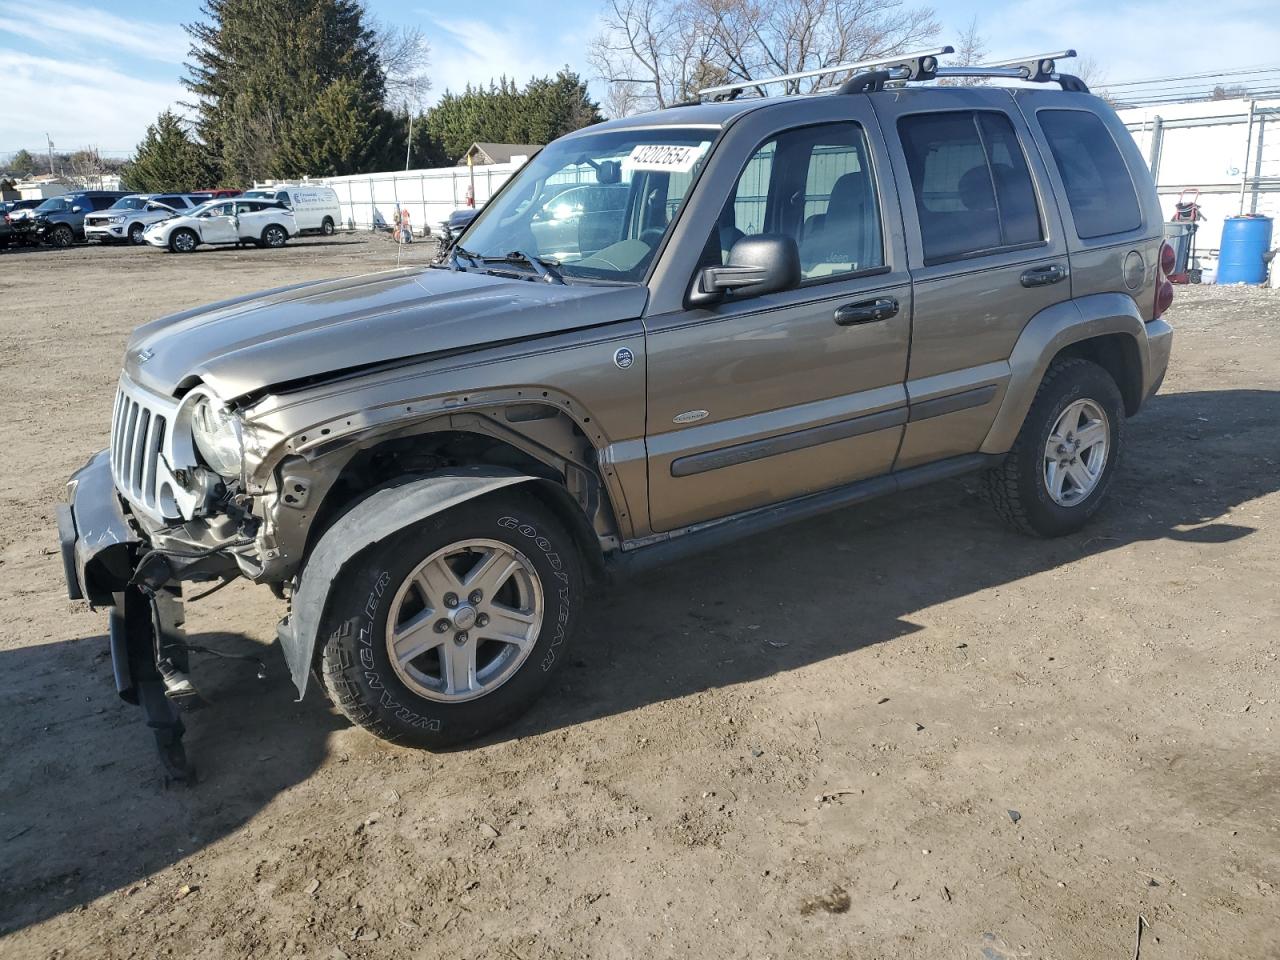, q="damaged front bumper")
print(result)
[58,450,225,782]
[58,450,140,605]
